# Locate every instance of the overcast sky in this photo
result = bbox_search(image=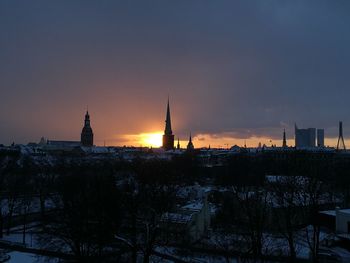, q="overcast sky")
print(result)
[0,1,349,147]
